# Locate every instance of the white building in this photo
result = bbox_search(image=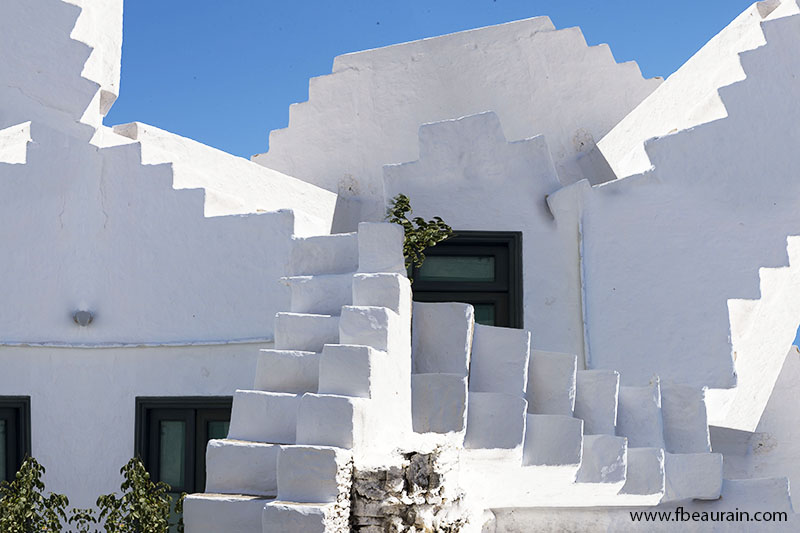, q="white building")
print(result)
[2,0,800,531]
